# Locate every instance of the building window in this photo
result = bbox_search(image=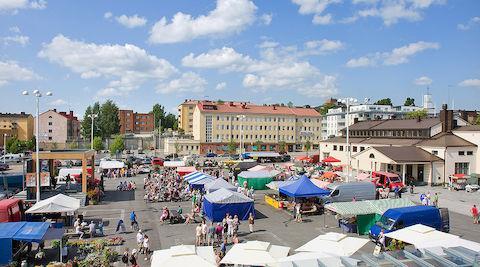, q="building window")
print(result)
[467,151,473,156]
[458,151,465,156]
[333,145,337,151]
[432,150,438,155]
[48,137,52,140]
[48,122,52,125]
[48,129,52,133]
[455,162,469,174]
[339,145,344,151]
[369,153,375,159]
[352,146,357,152]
